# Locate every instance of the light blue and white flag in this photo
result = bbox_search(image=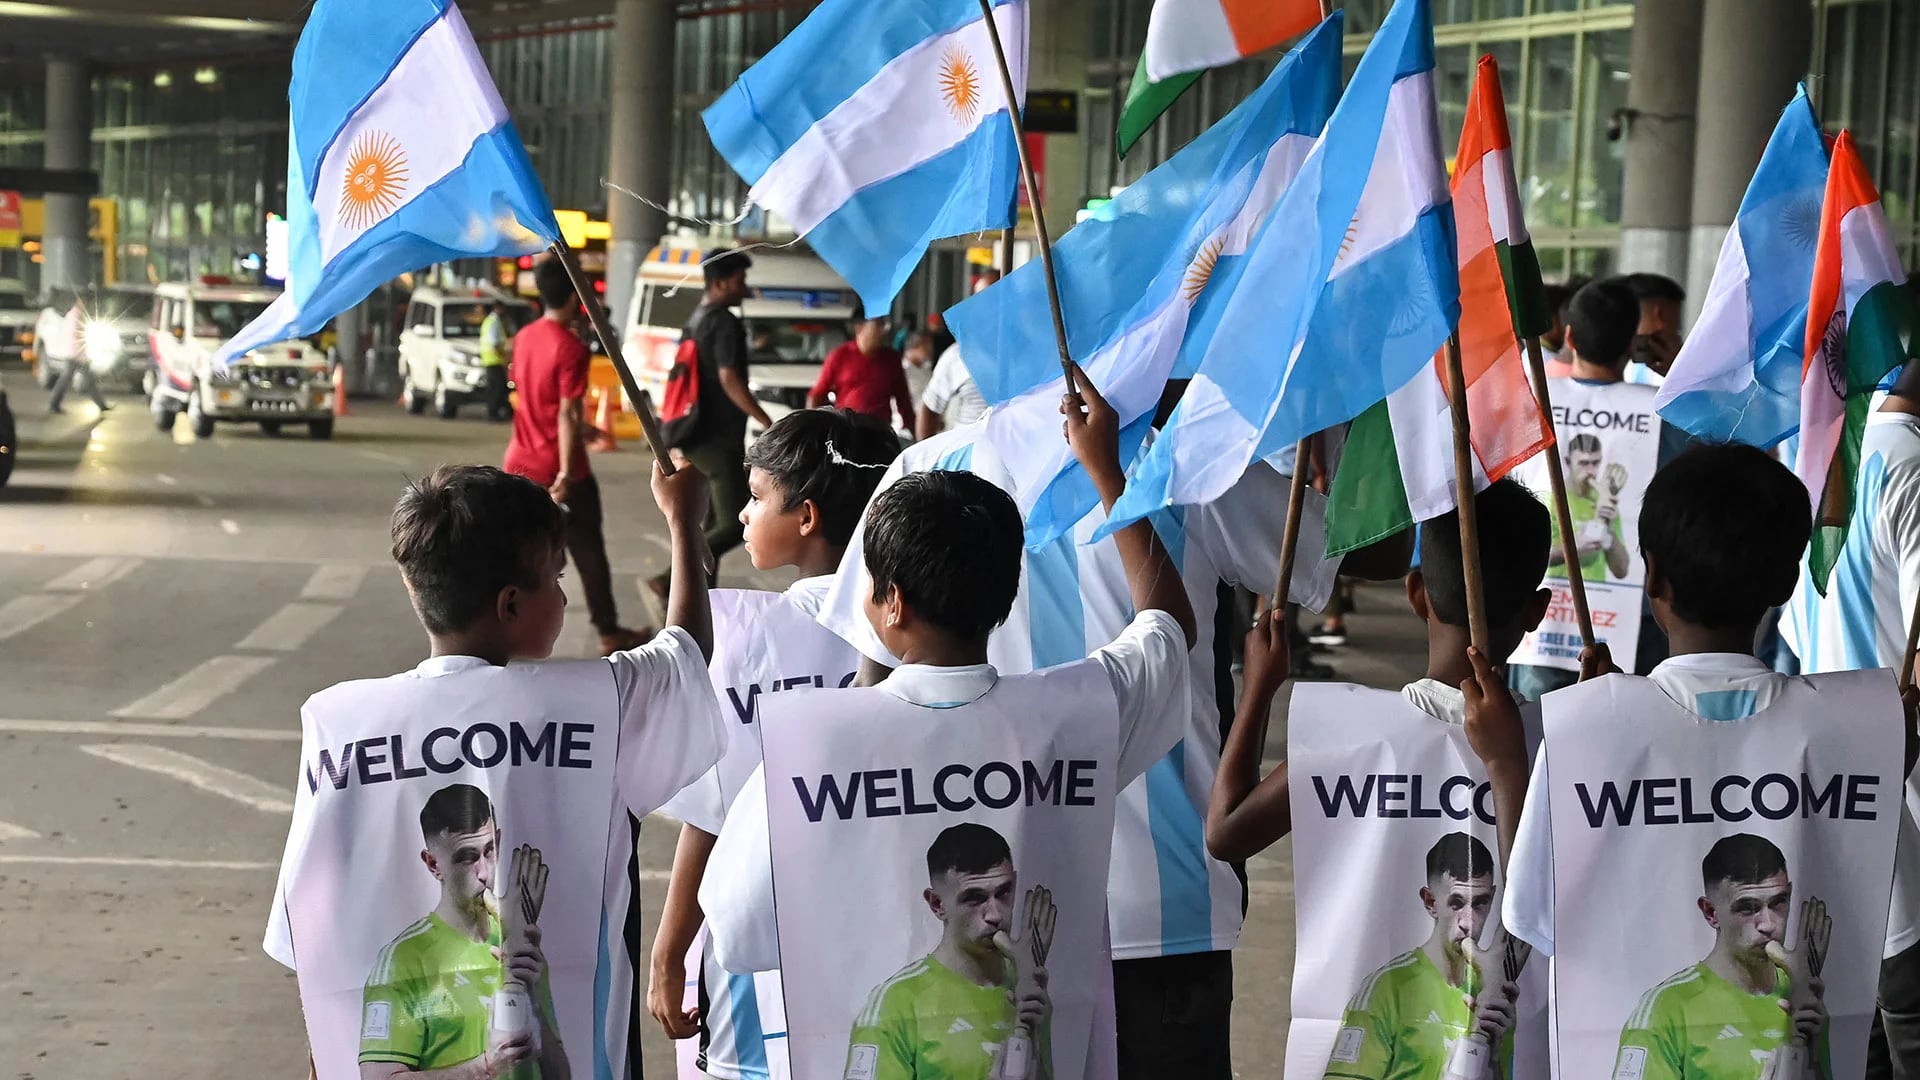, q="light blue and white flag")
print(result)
[1105,0,1456,534]
[703,0,1026,314]
[944,14,1342,548]
[1654,85,1829,446]
[218,0,558,366]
